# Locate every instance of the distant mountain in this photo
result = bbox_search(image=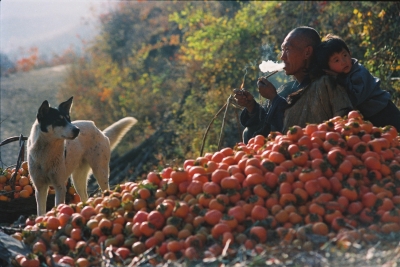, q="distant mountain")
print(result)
[2,19,98,61]
[31,23,98,58]
[0,52,15,76]
[0,1,108,61]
